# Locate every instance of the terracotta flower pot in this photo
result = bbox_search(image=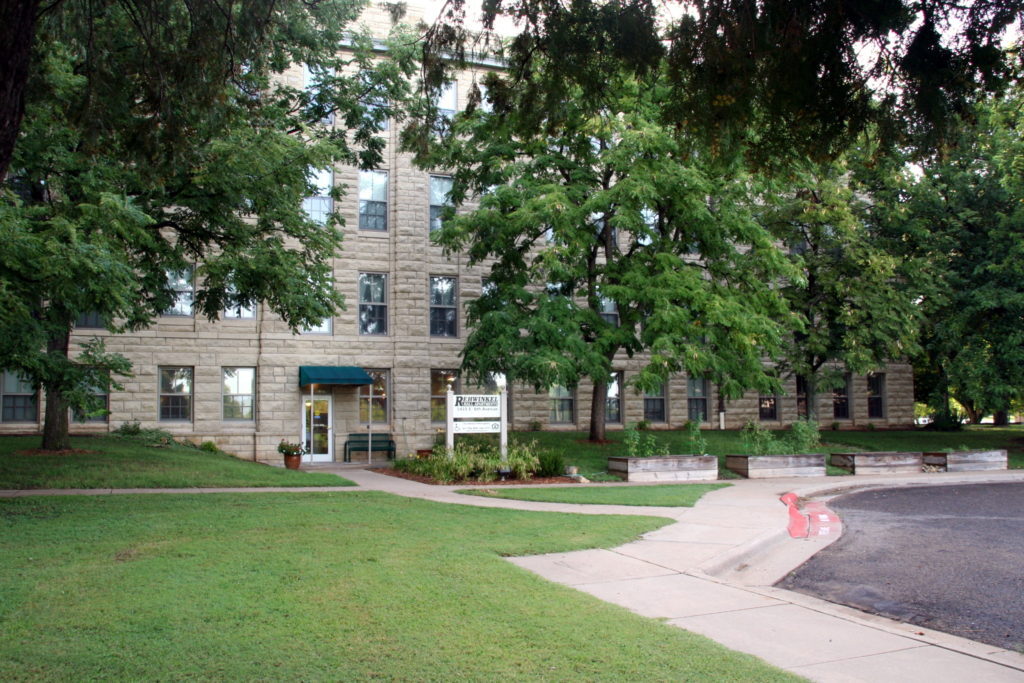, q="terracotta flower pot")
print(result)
[283,453,302,470]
